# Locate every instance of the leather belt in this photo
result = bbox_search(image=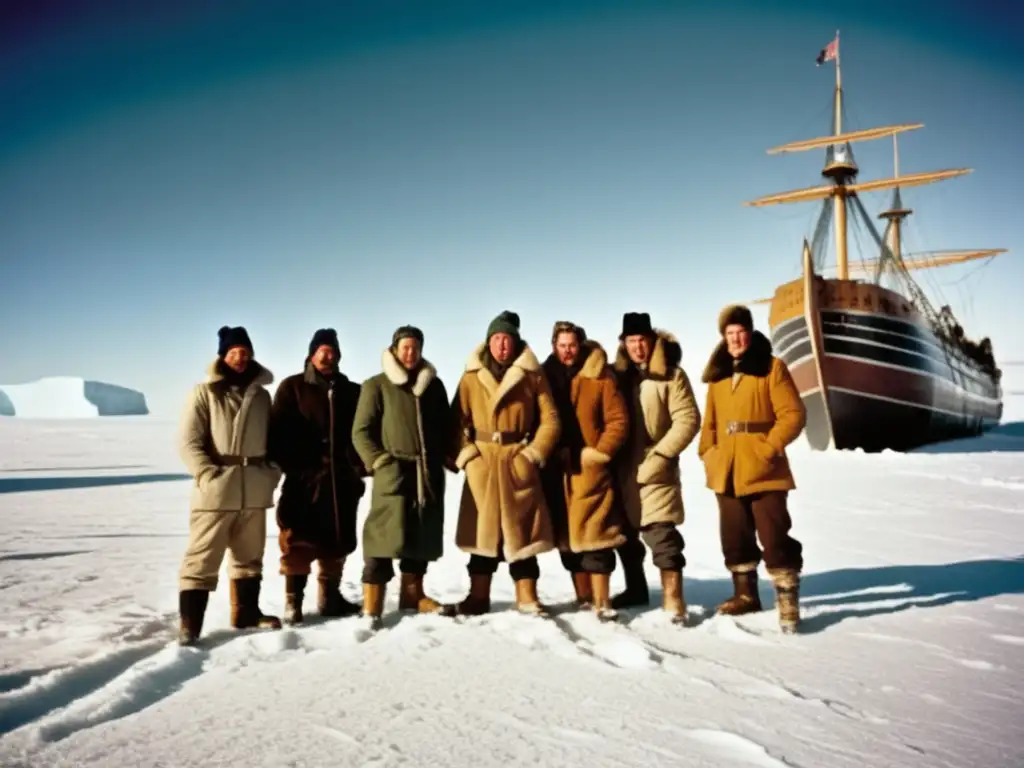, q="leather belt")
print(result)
[465,427,530,445]
[220,455,266,467]
[725,421,772,435]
